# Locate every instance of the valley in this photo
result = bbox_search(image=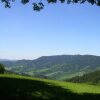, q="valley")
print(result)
[1,55,100,80]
